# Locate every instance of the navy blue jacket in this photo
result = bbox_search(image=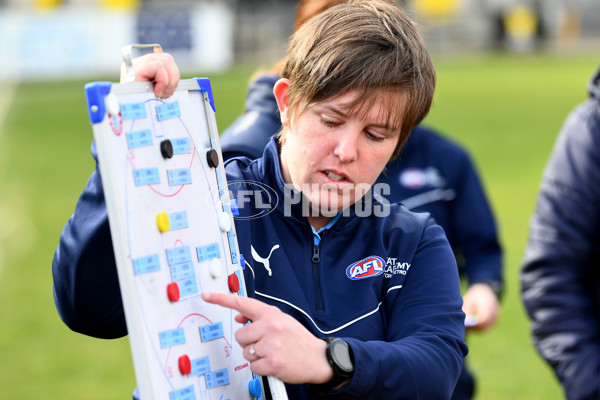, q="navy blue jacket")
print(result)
[220,74,503,294]
[53,139,468,398]
[521,65,600,400]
